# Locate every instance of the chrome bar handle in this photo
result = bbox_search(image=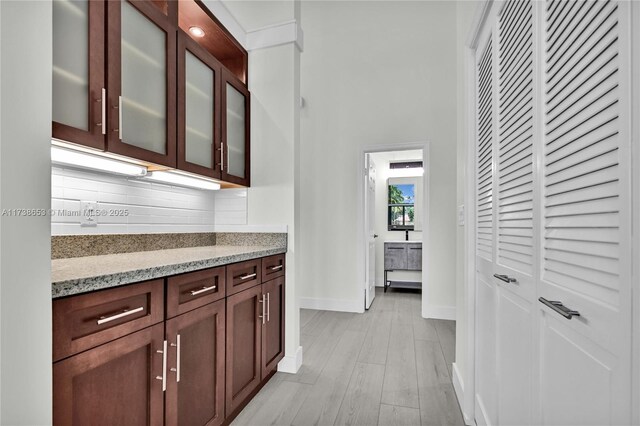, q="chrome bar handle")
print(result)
[539,297,580,320]
[96,306,144,325]
[170,334,181,383]
[219,144,224,171]
[239,273,257,281]
[493,273,516,283]
[155,340,167,392]
[258,295,266,324]
[270,265,283,271]
[118,96,123,140]
[96,88,106,134]
[190,285,217,296]
[267,292,270,322]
